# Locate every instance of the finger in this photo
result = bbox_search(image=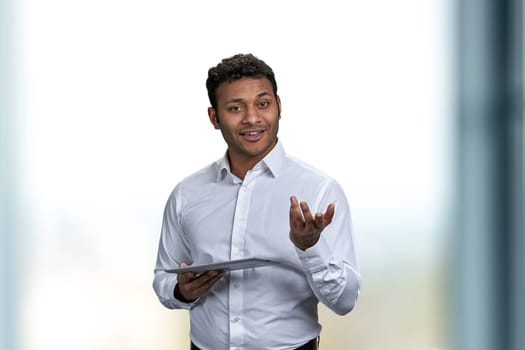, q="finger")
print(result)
[198,270,224,289]
[289,196,304,227]
[314,211,324,228]
[189,270,224,296]
[289,196,301,216]
[177,262,196,283]
[315,203,335,230]
[323,203,335,225]
[179,271,220,299]
[300,201,315,225]
[193,270,222,286]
